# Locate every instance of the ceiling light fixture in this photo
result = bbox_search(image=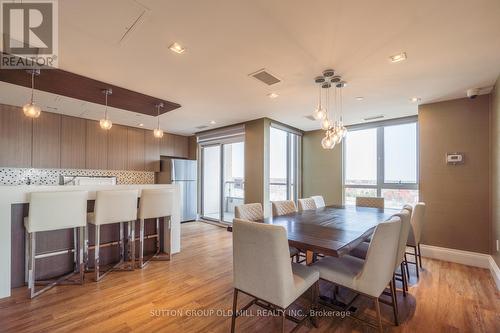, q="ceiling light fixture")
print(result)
[138,123,144,127]
[410,97,421,103]
[23,69,42,118]
[210,120,216,125]
[99,89,113,130]
[169,42,185,54]
[153,103,164,138]
[389,52,407,63]
[311,69,347,149]
[356,97,364,101]
[267,92,279,99]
